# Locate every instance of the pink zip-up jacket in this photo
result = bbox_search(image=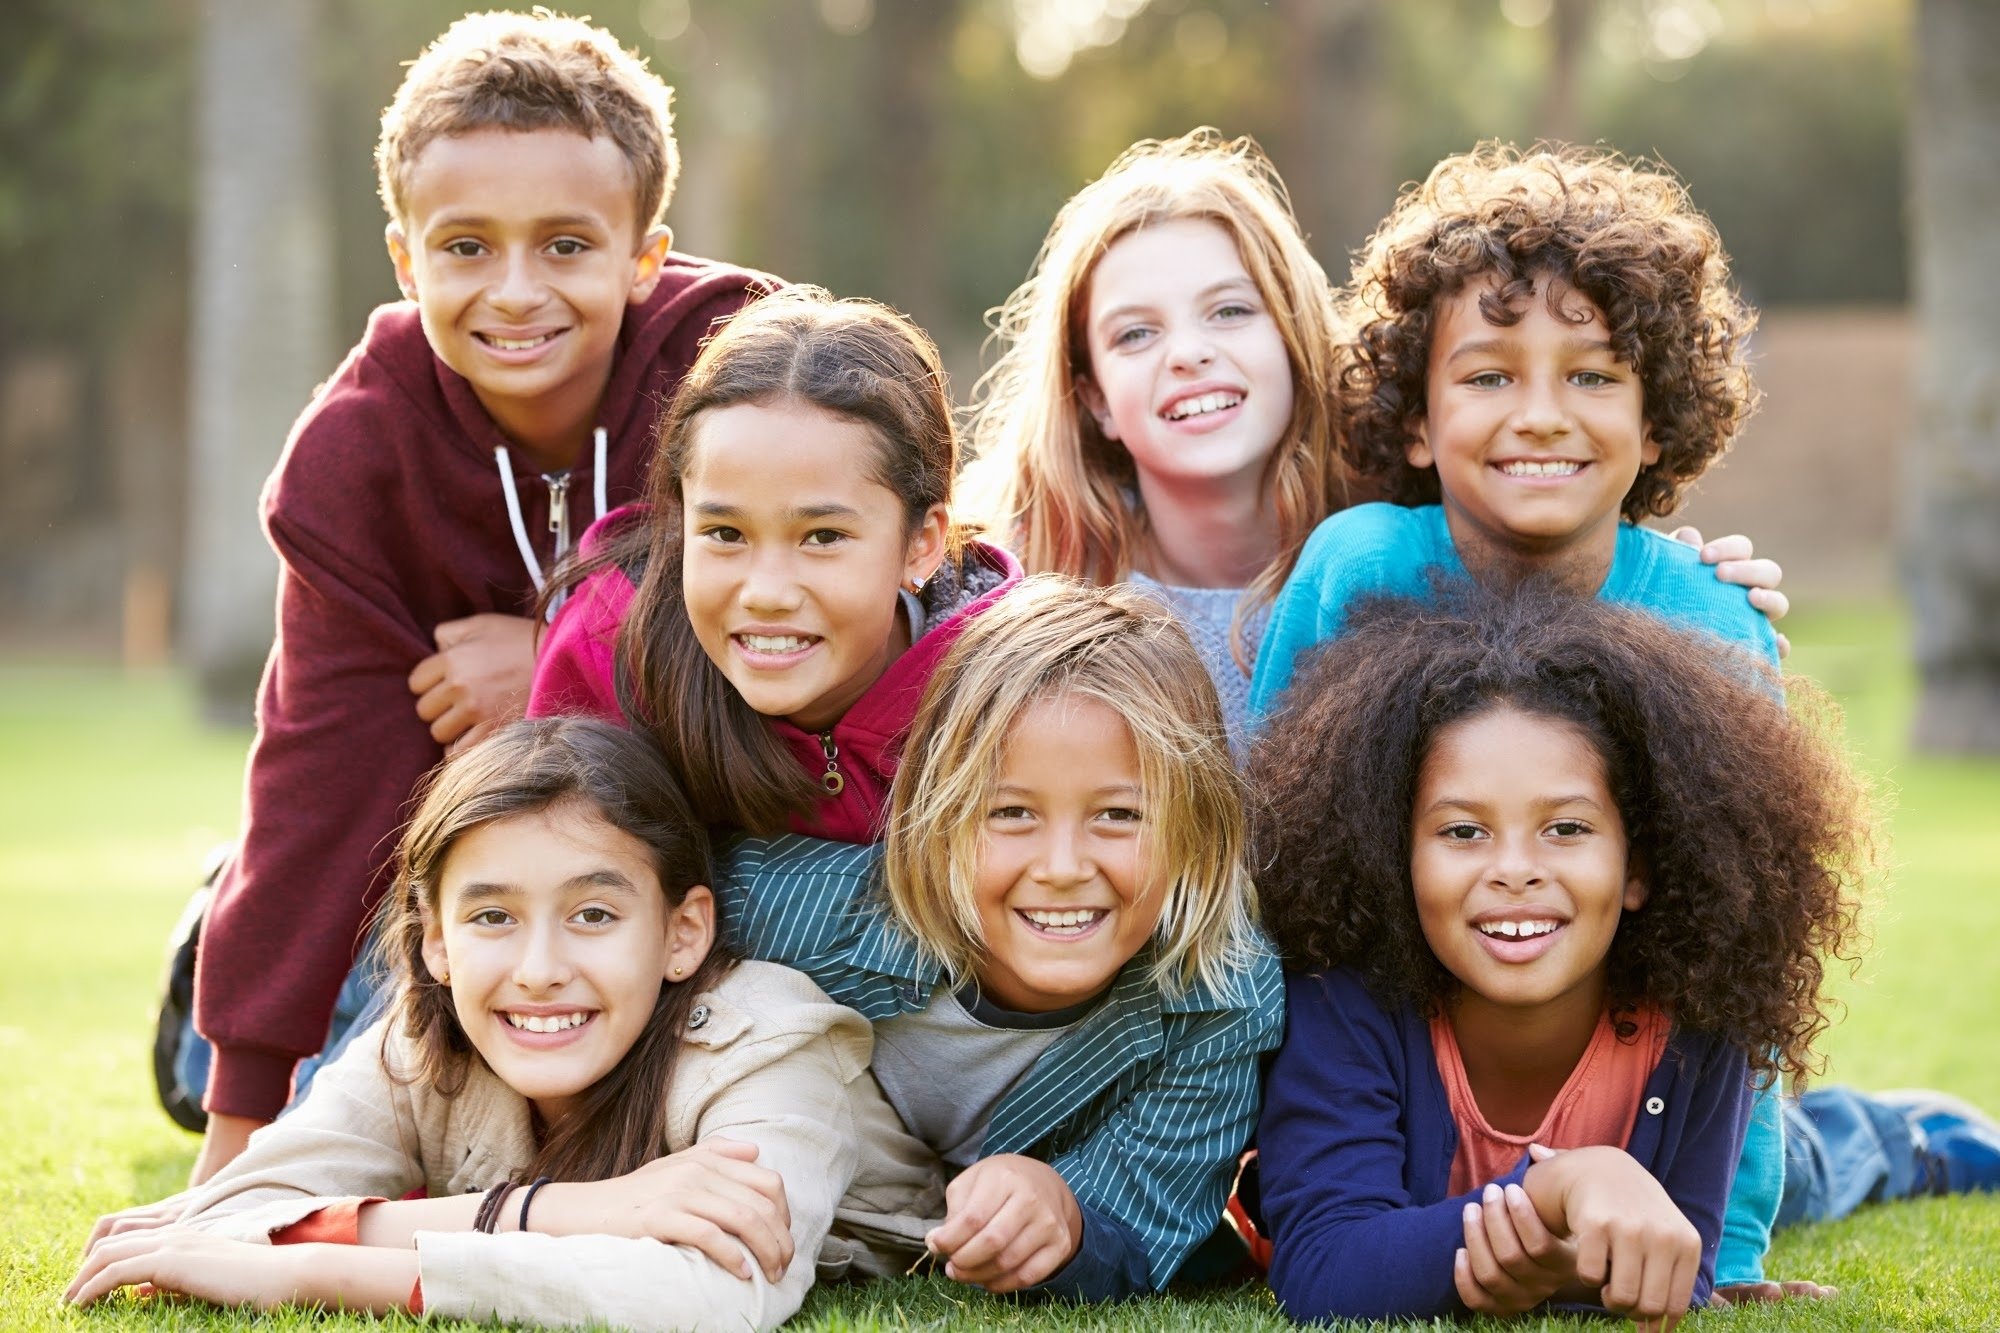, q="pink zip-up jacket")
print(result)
[529,505,1023,842]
